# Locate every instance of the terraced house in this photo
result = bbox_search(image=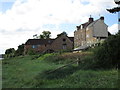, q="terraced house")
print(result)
[74,16,109,50]
[24,34,74,54]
